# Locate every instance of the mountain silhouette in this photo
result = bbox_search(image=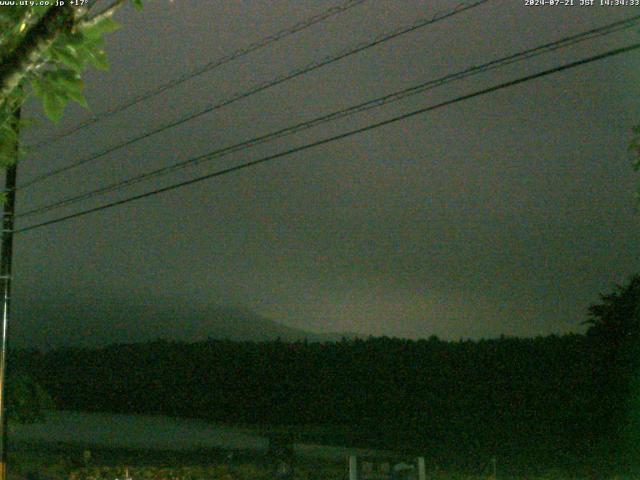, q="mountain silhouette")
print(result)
[12,295,358,349]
